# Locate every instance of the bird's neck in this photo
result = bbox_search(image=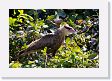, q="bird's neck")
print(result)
[54,28,65,45]
[55,28,66,37]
